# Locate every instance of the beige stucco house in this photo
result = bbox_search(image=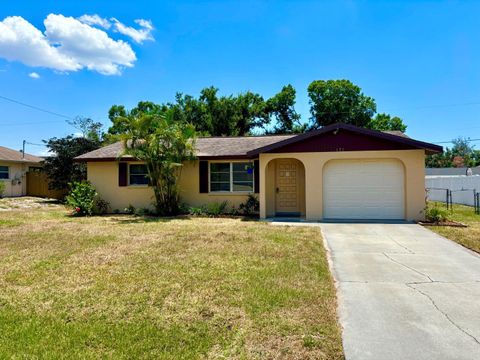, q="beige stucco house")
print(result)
[75,123,442,221]
[0,146,43,197]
